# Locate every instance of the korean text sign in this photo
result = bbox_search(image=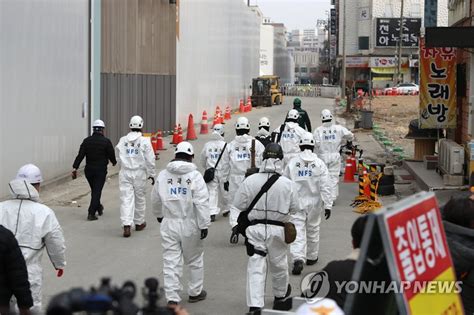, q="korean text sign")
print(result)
[419,37,457,128]
[382,192,464,314]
